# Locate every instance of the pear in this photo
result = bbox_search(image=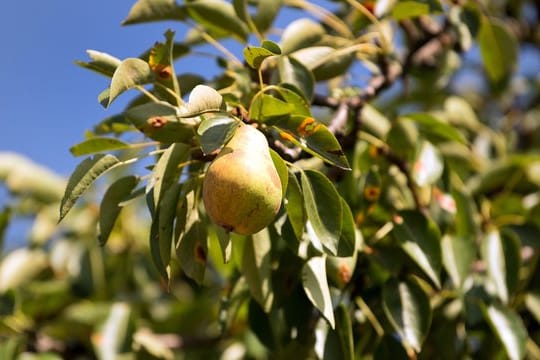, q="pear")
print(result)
[203,124,282,235]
